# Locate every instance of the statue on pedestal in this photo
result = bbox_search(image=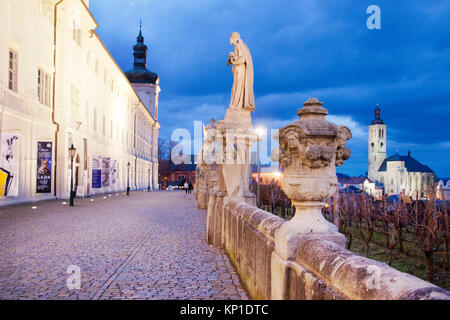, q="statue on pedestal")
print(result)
[227,32,255,112]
